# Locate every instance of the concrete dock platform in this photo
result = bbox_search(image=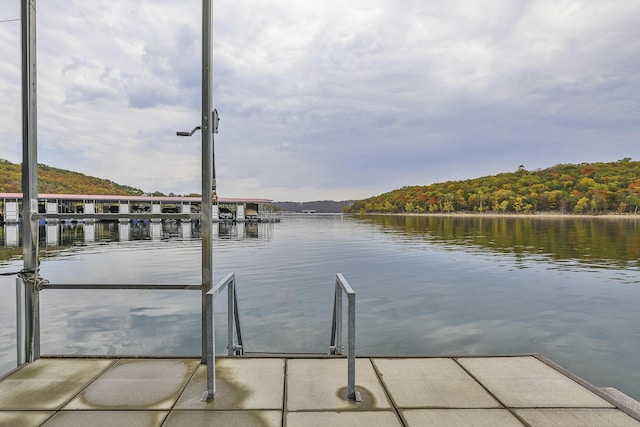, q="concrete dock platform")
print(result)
[0,355,638,426]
